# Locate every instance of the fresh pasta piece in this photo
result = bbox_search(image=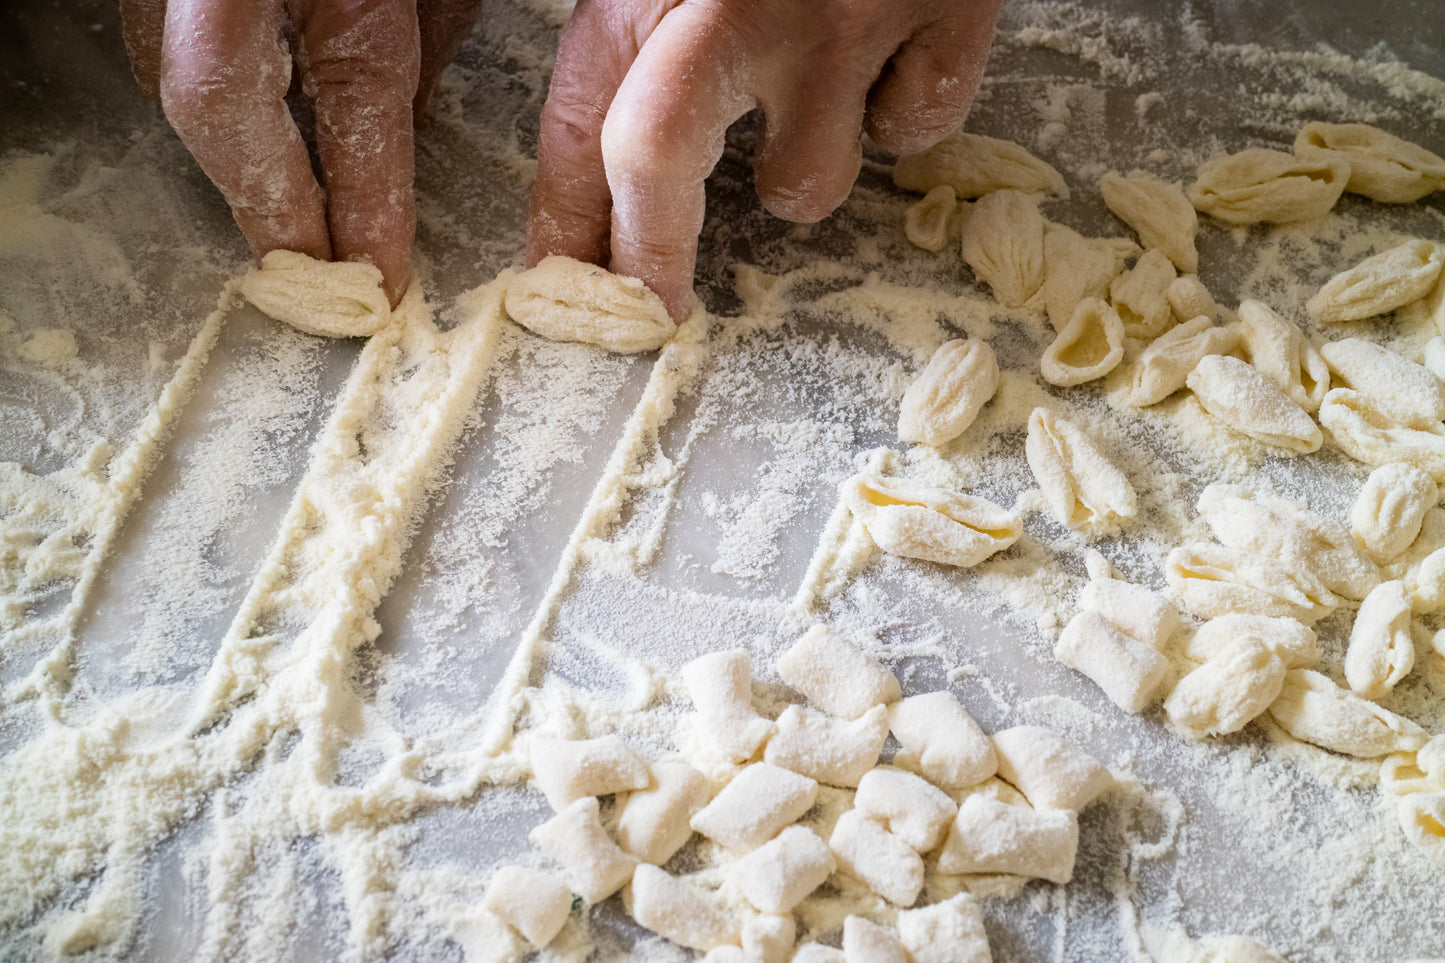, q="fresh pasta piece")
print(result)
[483,866,573,947]
[896,893,992,963]
[828,810,925,907]
[1319,388,1445,482]
[1109,248,1178,339]
[1127,315,1237,407]
[1267,669,1428,757]
[1166,275,1219,325]
[904,185,957,252]
[1054,610,1169,713]
[897,339,1000,446]
[683,649,775,763]
[1164,639,1286,737]
[1426,336,1445,383]
[935,795,1079,883]
[1420,735,1445,782]
[893,130,1065,198]
[240,250,392,338]
[763,704,889,787]
[1196,484,1378,600]
[1353,463,1438,564]
[1187,148,1349,225]
[991,726,1112,811]
[529,734,651,811]
[1165,543,1338,623]
[1307,240,1444,323]
[1182,614,1318,669]
[725,826,835,914]
[888,691,997,790]
[1100,170,1199,273]
[1318,336,1445,427]
[793,945,847,963]
[853,767,958,853]
[1043,226,1136,332]
[1398,510,1445,611]
[618,760,712,865]
[1040,297,1126,386]
[1078,578,1180,650]
[628,864,739,951]
[842,473,1021,569]
[1344,580,1415,700]
[1397,792,1445,865]
[742,915,797,963]
[1379,748,1444,796]
[1025,408,1137,535]
[505,255,675,353]
[529,797,639,904]
[689,763,819,852]
[1235,300,1330,414]
[959,189,1047,308]
[1294,122,1445,203]
[843,916,909,963]
[1185,355,1323,454]
[777,624,901,720]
